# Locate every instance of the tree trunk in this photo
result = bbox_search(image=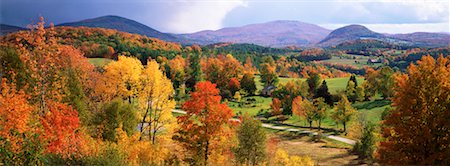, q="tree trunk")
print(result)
[205,140,209,166]
[309,121,312,128]
[318,120,322,130]
[343,121,347,133]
